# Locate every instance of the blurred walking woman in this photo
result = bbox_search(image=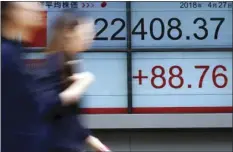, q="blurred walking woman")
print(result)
[41,10,111,152]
